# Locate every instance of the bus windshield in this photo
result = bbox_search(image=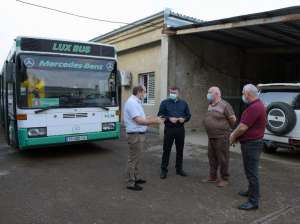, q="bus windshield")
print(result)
[17,55,117,109]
